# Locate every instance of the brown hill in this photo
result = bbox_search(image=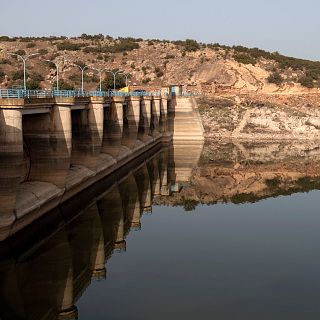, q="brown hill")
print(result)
[0,35,320,95]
